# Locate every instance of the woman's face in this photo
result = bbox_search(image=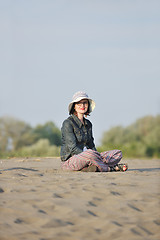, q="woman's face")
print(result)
[74,99,89,115]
